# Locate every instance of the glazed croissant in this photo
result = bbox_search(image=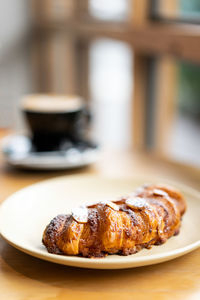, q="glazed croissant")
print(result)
[42,183,186,257]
